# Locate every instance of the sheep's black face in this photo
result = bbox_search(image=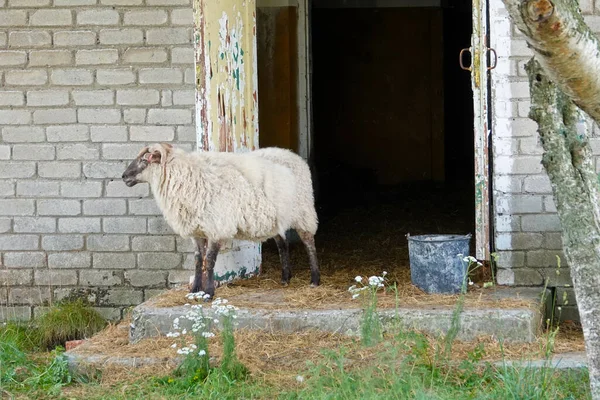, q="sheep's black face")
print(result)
[122,157,148,187]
